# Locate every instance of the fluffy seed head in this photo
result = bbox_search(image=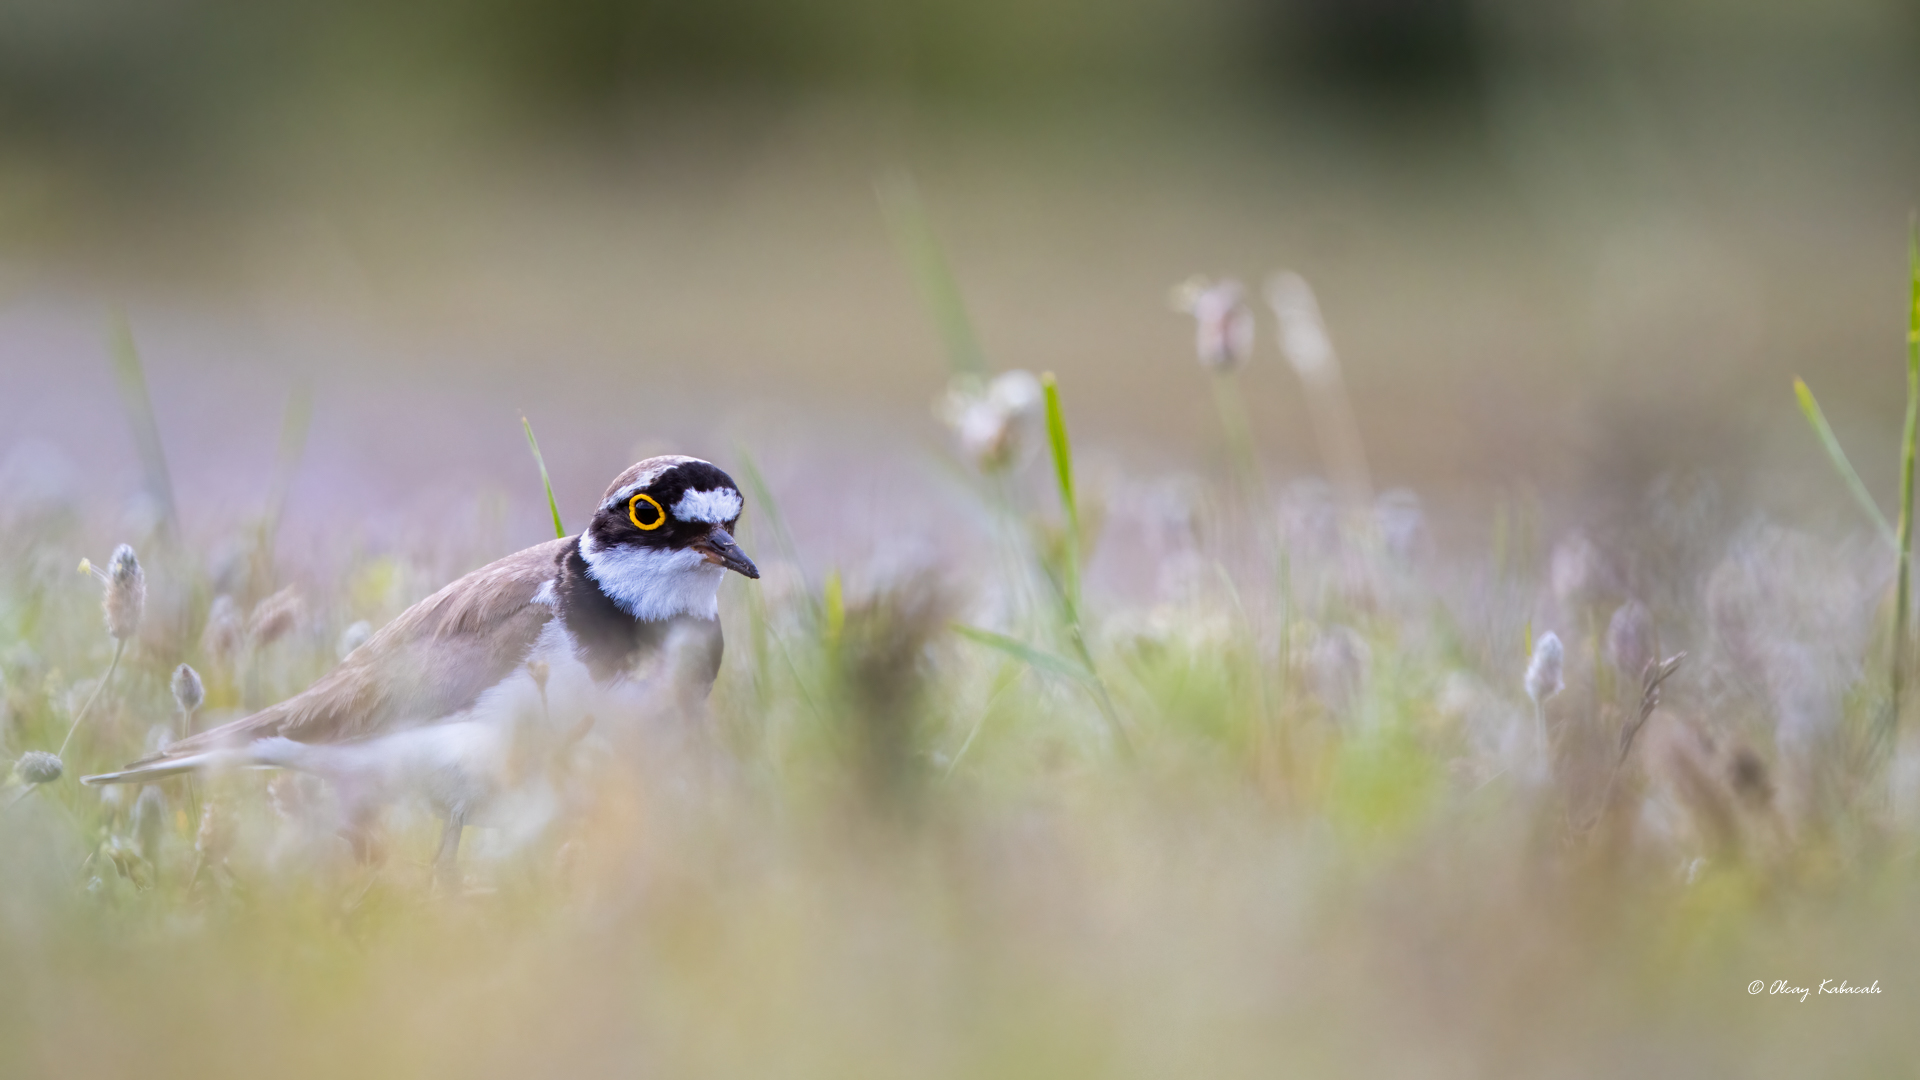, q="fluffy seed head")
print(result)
[1525,631,1565,704]
[171,663,204,715]
[249,588,304,648]
[1550,532,1614,610]
[937,370,1044,472]
[202,595,245,663]
[16,750,63,785]
[103,544,145,641]
[1172,276,1254,371]
[1606,600,1654,680]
